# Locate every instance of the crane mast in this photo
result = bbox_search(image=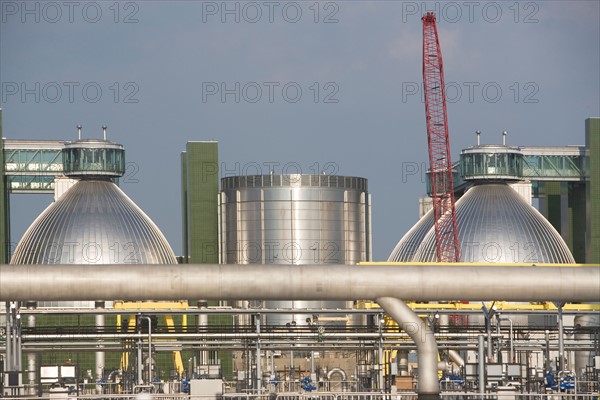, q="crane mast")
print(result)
[422,12,461,262]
